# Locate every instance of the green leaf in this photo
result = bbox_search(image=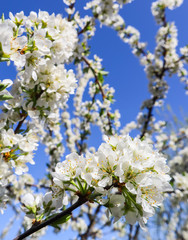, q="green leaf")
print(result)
[0,42,10,61]
[49,214,71,229]
[86,24,92,31]
[123,187,143,216]
[74,57,81,65]
[100,70,109,76]
[110,114,115,120]
[0,84,9,92]
[83,67,89,73]
[0,94,13,101]
[0,57,10,62]
[1,13,4,22]
[57,142,62,148]
[99,108,105,116]
[97,72,104,84]
[140,136,145,141]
